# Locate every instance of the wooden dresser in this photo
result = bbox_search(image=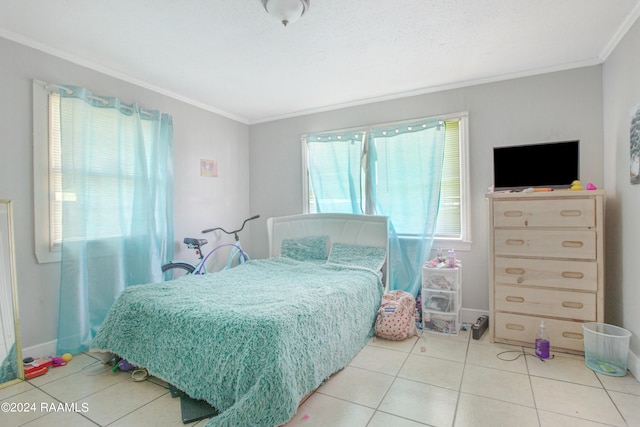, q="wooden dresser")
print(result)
[487,190,605,353]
